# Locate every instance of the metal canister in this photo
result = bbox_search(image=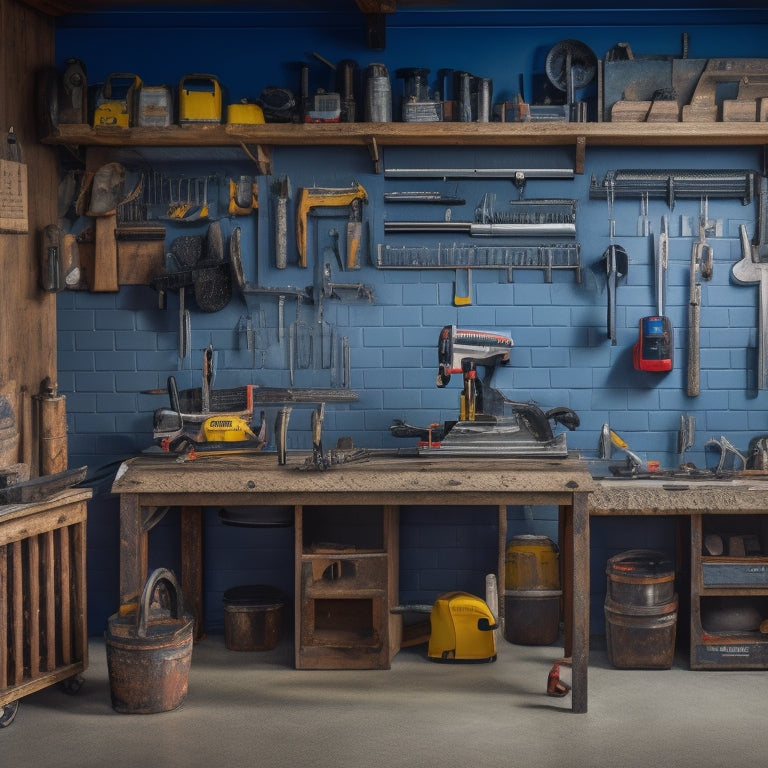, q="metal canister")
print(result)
[364,63,392,122]
[476,77,492,123]
[455,71,473,122]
